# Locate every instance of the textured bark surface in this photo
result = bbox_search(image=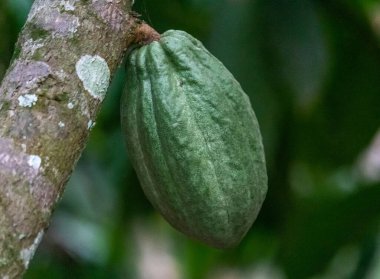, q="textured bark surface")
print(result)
[0,0,139,277]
